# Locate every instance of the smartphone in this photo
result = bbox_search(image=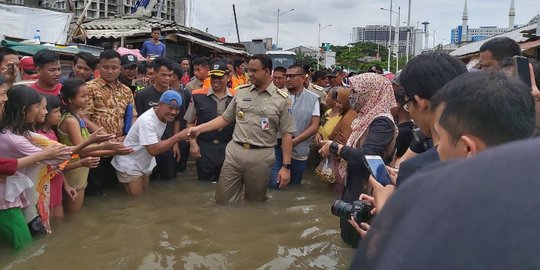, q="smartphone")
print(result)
[363,155,392,186]
[514,56,532,88]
